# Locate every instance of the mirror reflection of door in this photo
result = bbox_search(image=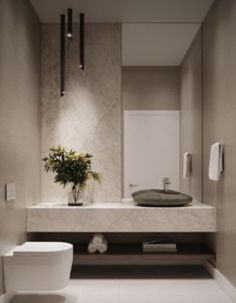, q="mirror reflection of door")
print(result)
[124,111,179,198]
